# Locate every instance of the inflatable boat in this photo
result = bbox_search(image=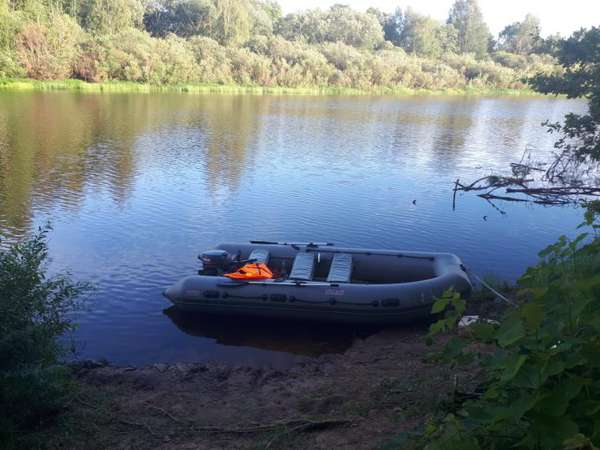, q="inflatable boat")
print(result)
[163,241,472,324]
